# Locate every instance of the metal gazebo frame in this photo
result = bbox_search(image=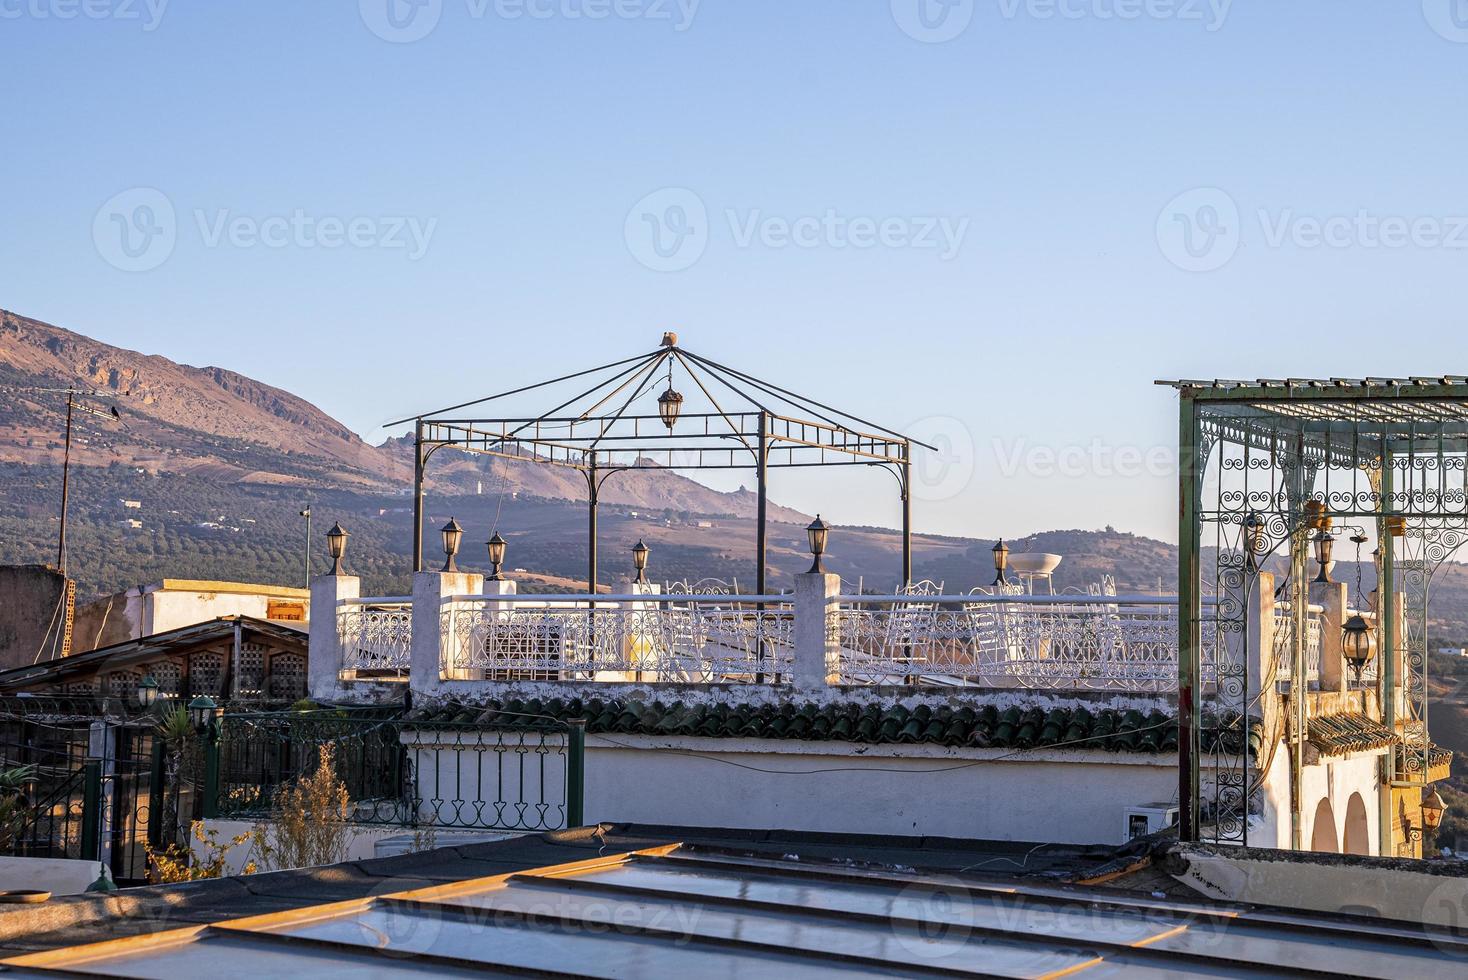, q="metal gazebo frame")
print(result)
[388,335,933,594]
[1165,377,1468,853]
